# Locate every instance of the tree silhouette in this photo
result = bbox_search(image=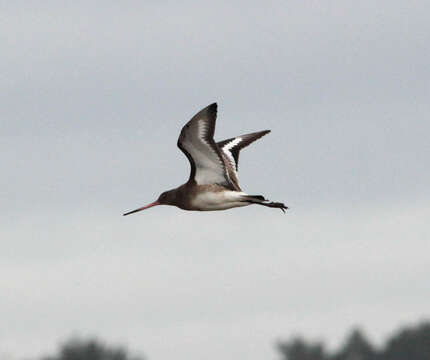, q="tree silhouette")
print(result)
[381,322,430,360]
[277,321,430,360]
[41,338,145,360]
[334,329,375,360]
[277,337,327,360]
